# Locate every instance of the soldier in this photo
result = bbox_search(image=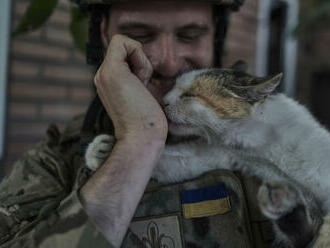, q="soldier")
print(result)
[0,0,317,247]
